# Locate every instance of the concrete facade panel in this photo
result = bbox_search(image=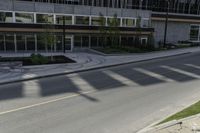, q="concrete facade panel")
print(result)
[74,5,91,15]
[107,8,122,17]
[90,7,107,16]
[35,3,54,13]
[13,1,35,12]
[152,21,190,44]
[54,4,74,14]
[0,0,13,11]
